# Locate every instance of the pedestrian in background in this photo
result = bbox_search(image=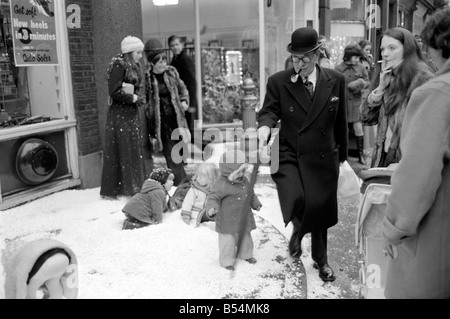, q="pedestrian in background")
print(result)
[382,8,450,299]
[335,44,371,165]
[318,35,334,68]
[100,36,147,199]
[257,27,348,282]
[169,35,197,140]
[361,27,434,169]
[143,39,191,186]
[358,39,375,80]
